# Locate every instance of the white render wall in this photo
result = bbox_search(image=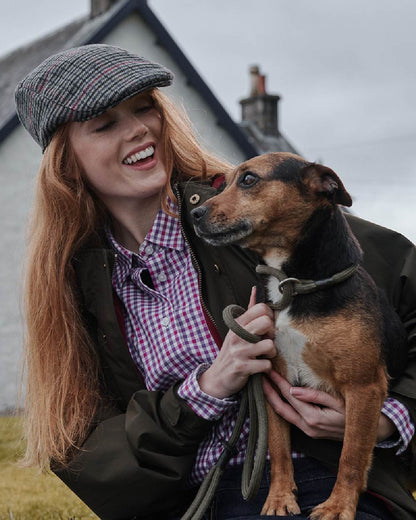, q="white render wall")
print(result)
[0,12,247,410]
[0,127,41,410]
